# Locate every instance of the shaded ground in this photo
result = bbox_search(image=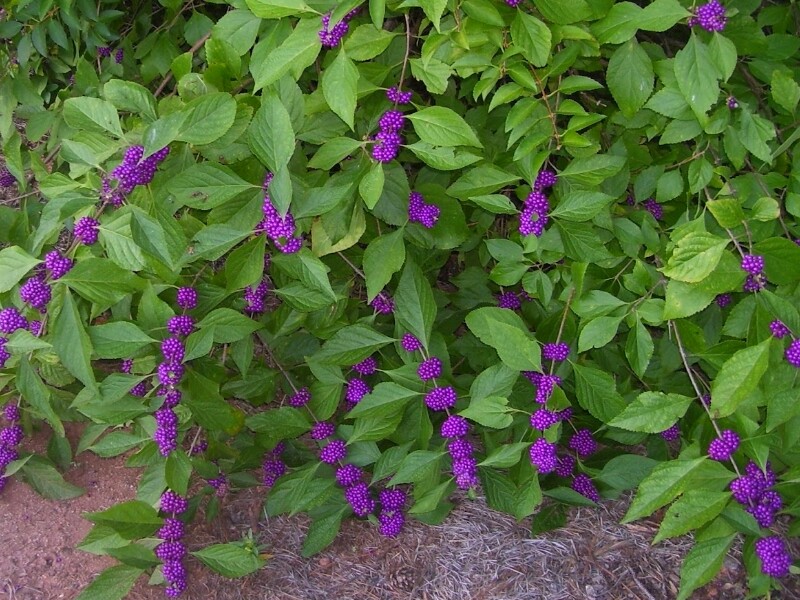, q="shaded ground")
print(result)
[0,435,799,600]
